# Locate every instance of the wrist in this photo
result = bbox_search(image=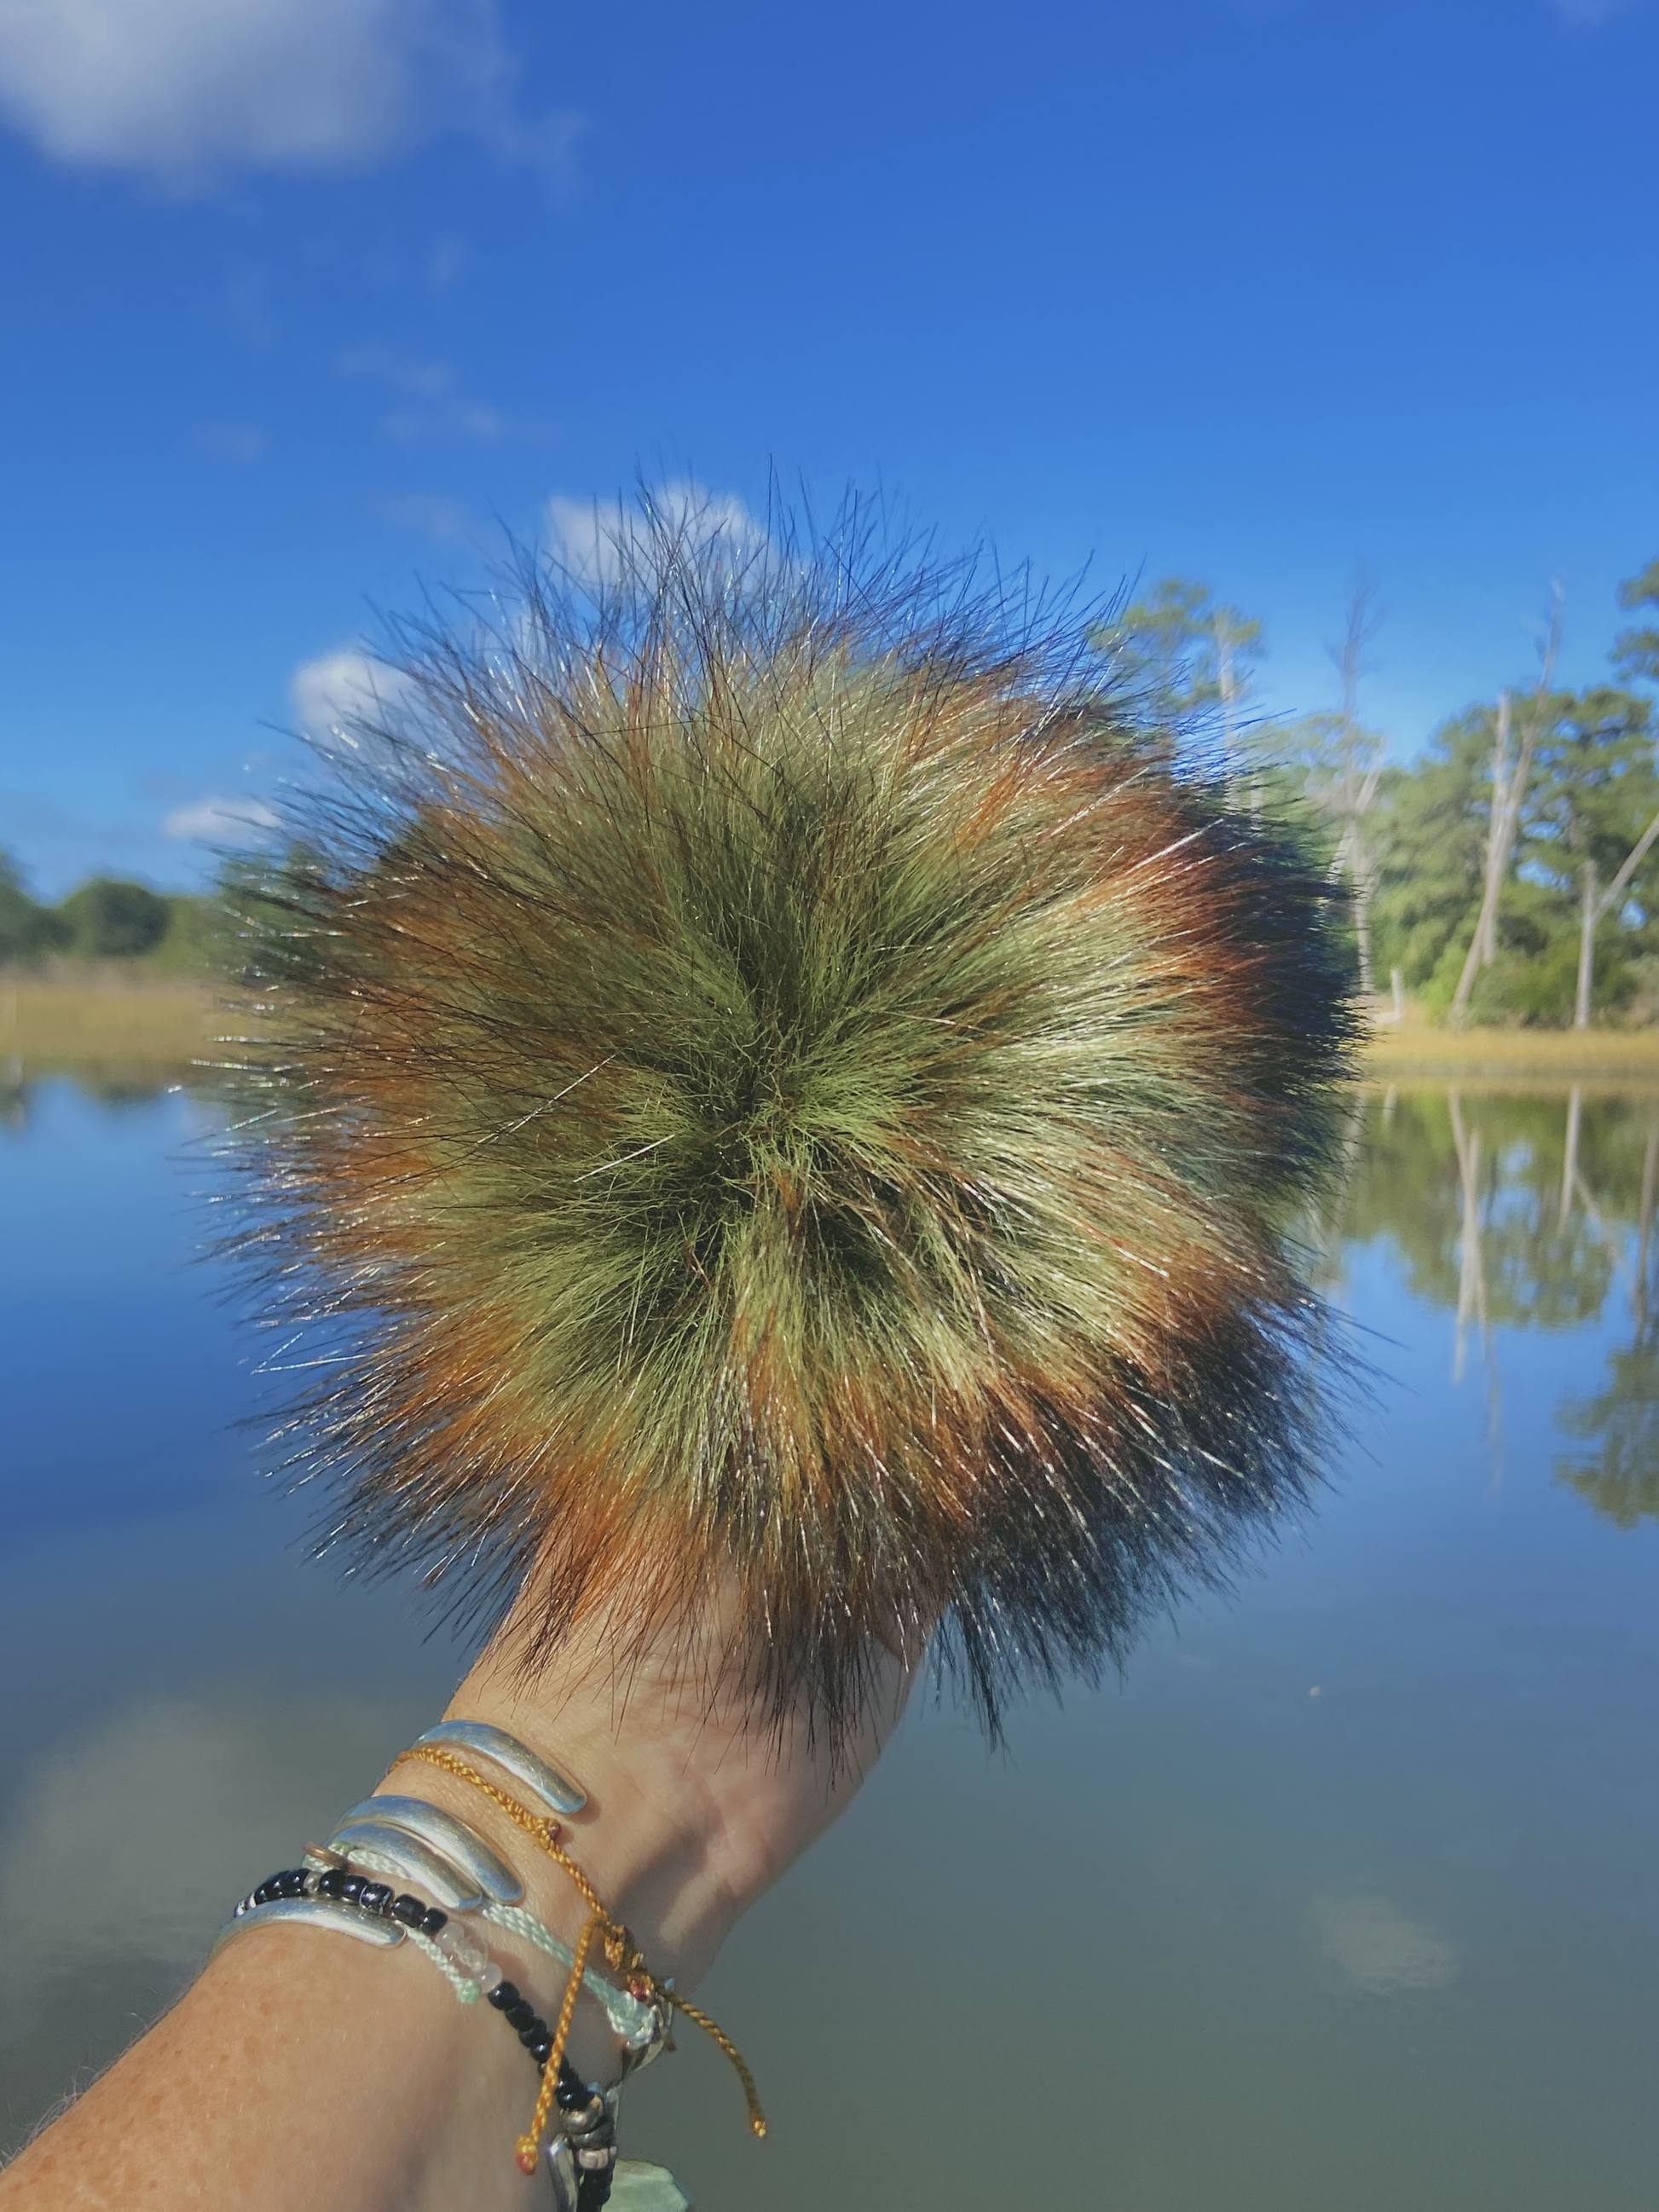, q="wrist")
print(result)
[369,1598,916,2097]
[422,1647,768,1995]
